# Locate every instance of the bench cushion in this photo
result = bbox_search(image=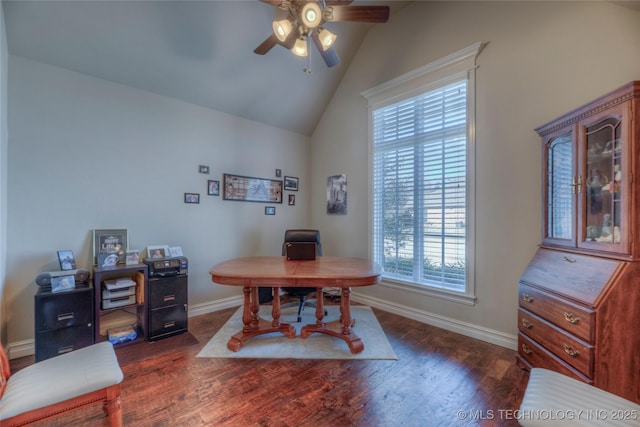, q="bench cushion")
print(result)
[0,342,123,420]
[520,368,640,426]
